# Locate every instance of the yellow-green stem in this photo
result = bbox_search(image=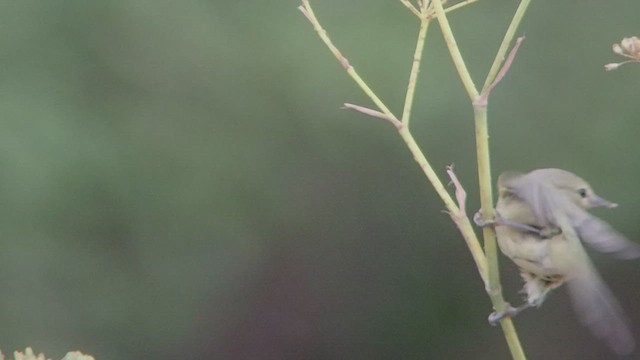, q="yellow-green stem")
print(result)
[482,0,532,91]
[442,0,478,15]
[426,0,480,19]
[301,2,477,273]
[433,0,528,357]
[400,0,422,18]
[398,127,488,282]
[473,107,497,285]
[475,105,526,360]
[301,1,528,358]
[431,0,479,100]
[300,0,394,119]
[499,317,527,360]
[402,18,430,126]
